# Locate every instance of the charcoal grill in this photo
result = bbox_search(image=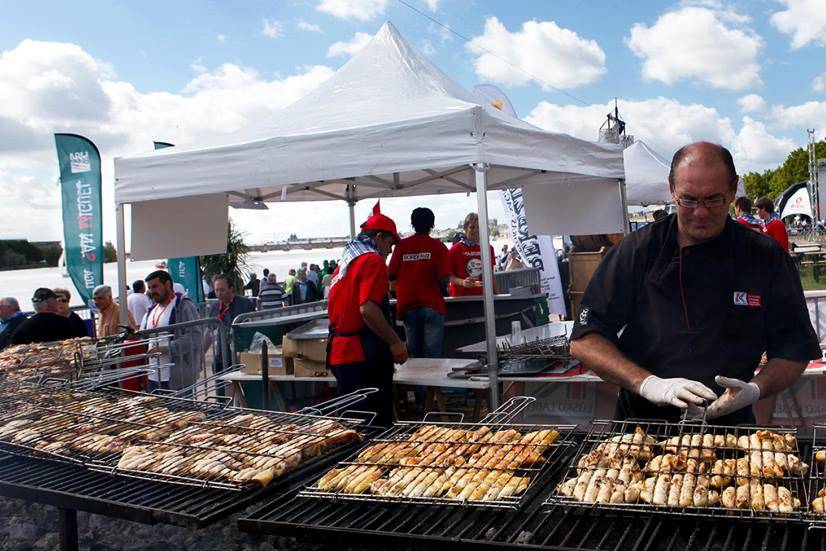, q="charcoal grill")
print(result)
[806,424,826,525]
[0,383,382,550]
[239,431,825,551]
[298,396,575,509]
